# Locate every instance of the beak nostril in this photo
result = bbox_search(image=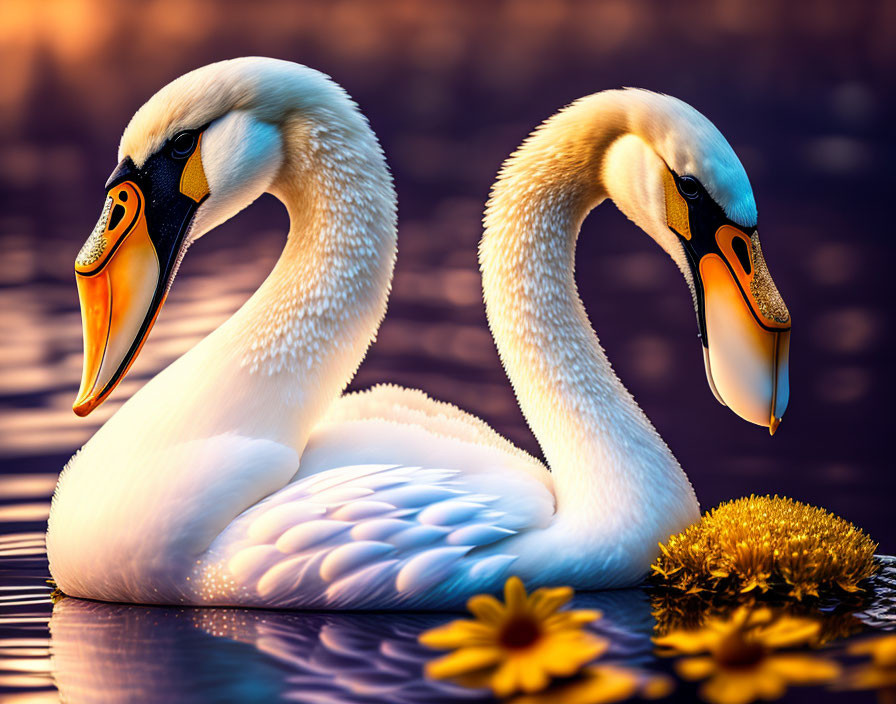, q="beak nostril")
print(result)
[108,204,126,231]
[731,236,752,276]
